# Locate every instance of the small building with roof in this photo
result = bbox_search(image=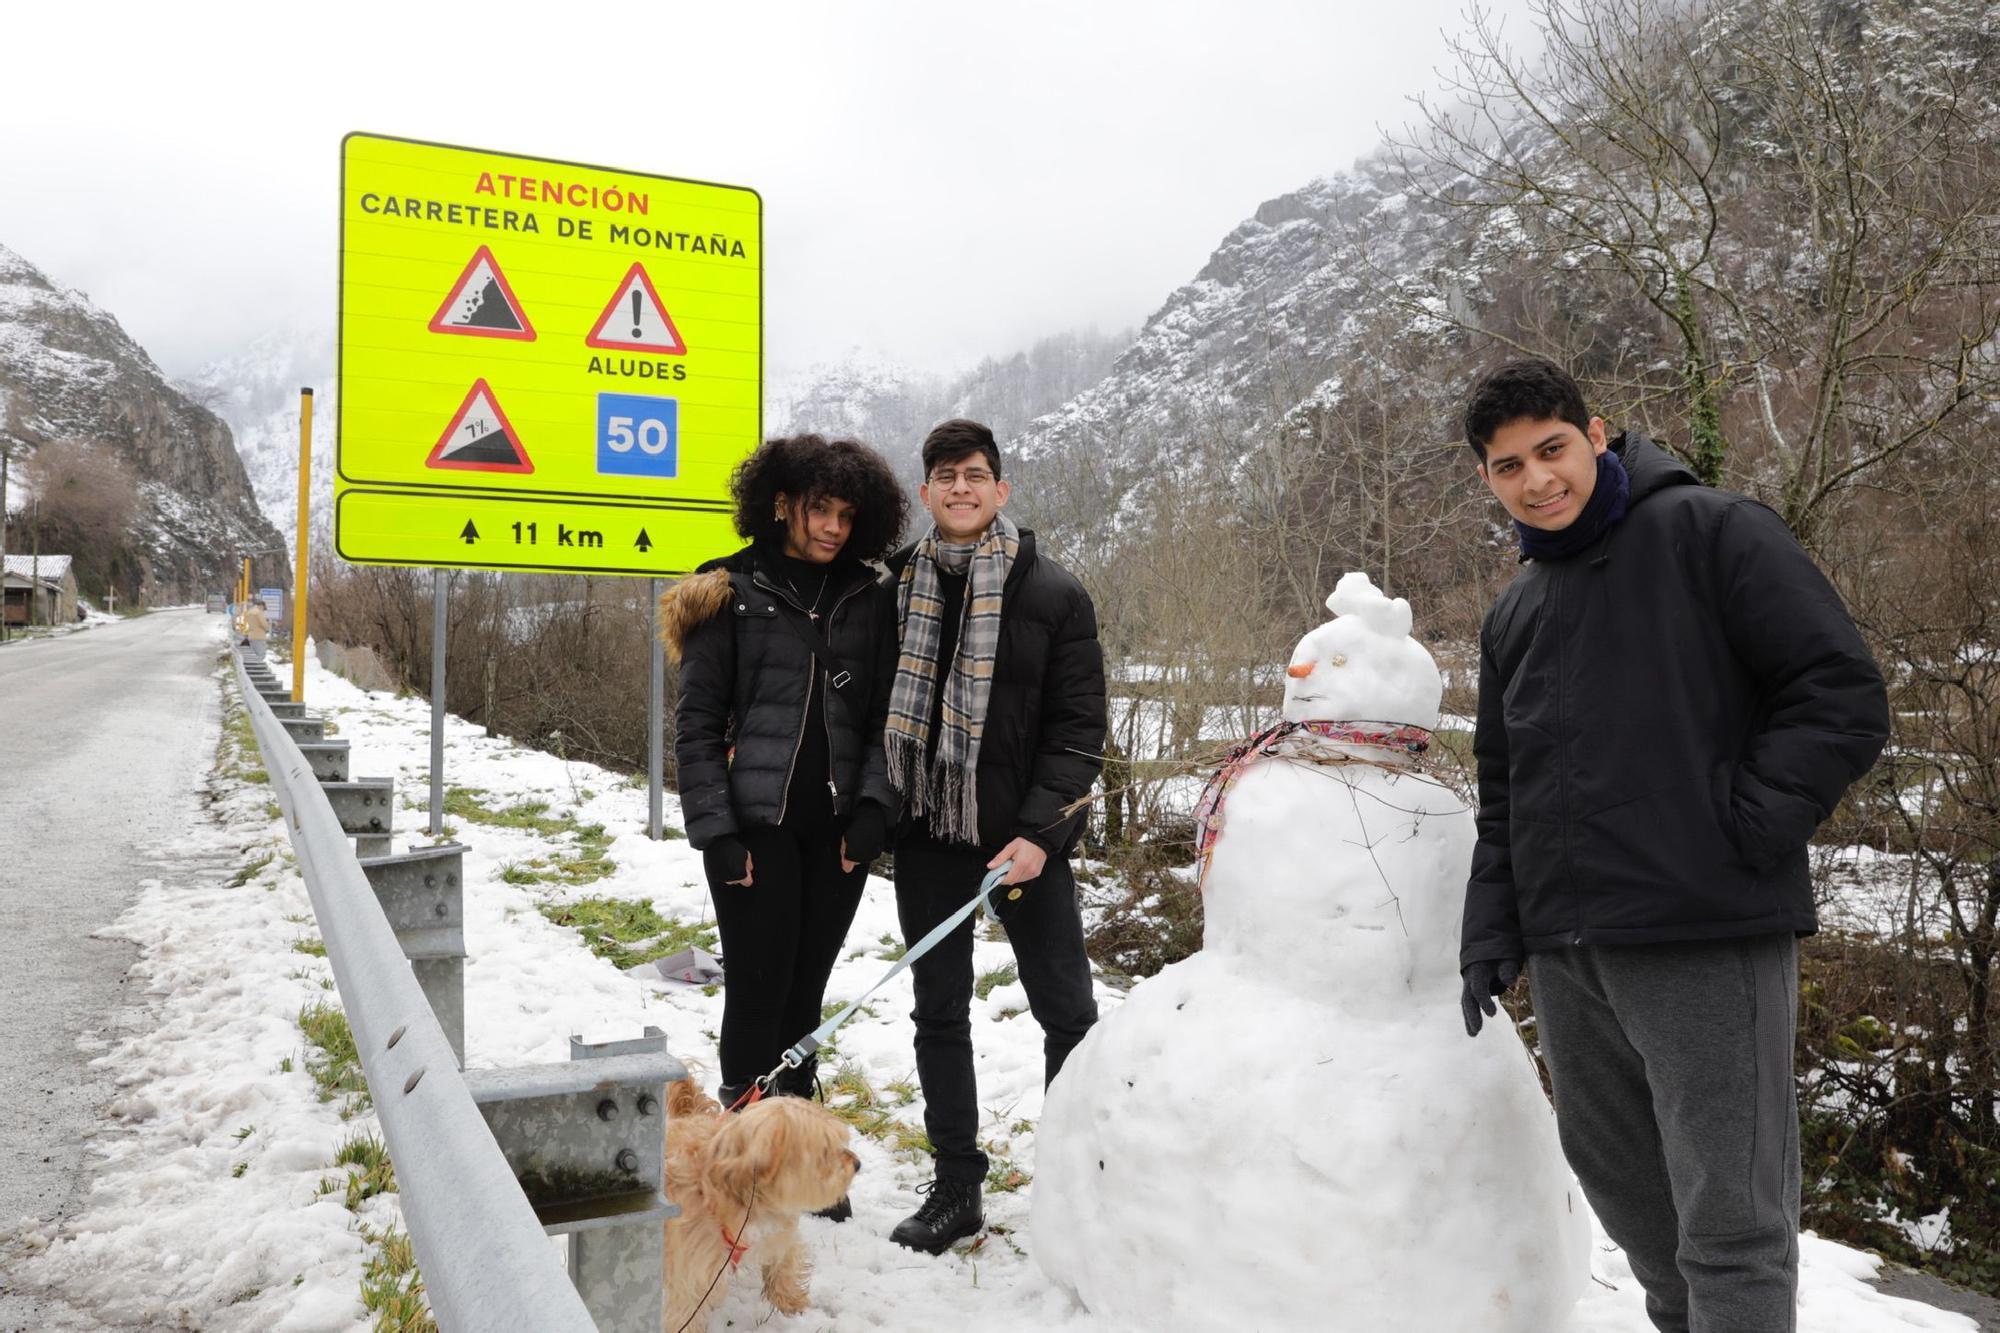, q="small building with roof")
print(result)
[3,553,77,626]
